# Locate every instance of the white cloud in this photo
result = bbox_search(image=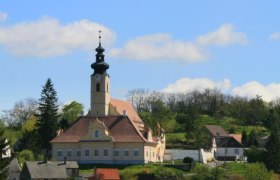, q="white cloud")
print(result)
[196,23,247,46]
[110,23,247,63]
[232,81,280,102]
[161,77,231,94]
[0,12,8,22]
[109,34,206,63]
[0,17,116,57]
[269,32,280,41]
